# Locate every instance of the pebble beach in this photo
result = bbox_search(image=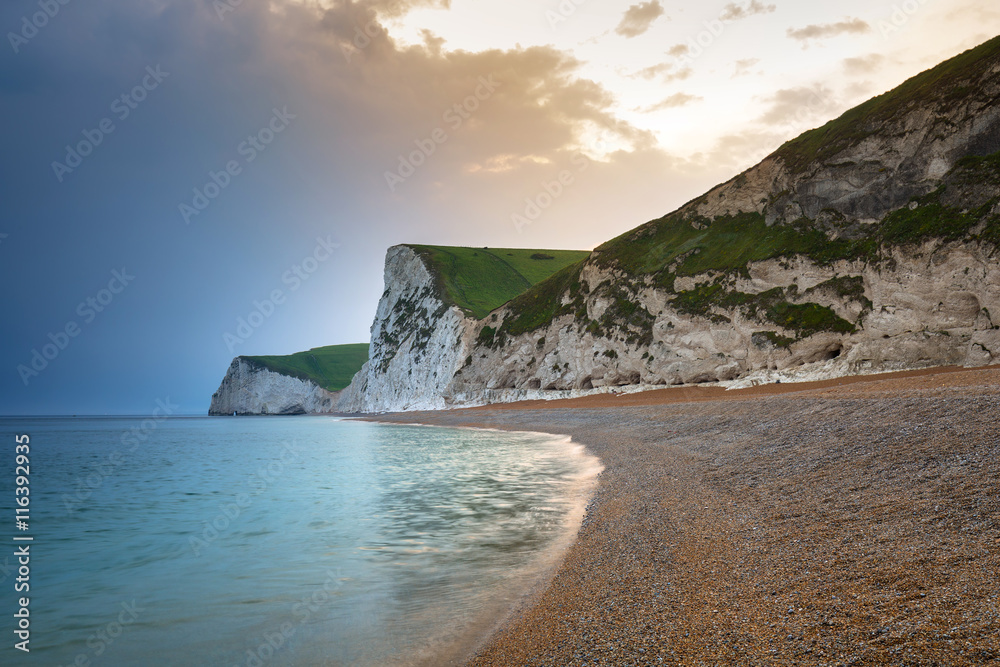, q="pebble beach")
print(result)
[373,366,1000,666]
